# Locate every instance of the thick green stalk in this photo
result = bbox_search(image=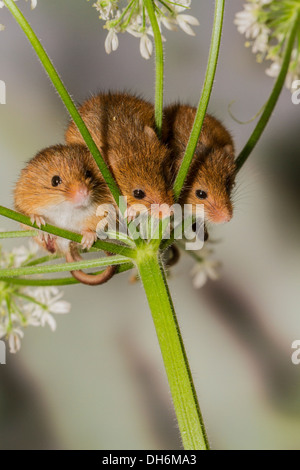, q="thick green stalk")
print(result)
[0,254,129,278]
[173,0,225,200]
[136,246,209,450]
[235,11,300,172]
[0,206,135,258]
[3,0,121,205]
[0,263,133,287]
[144,0,164,137]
